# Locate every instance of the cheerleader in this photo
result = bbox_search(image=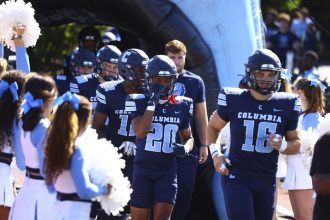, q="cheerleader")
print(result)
[283,78,325,220]
[0,71,25,220]
[44,92,111,219]
[9,73,57,220]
